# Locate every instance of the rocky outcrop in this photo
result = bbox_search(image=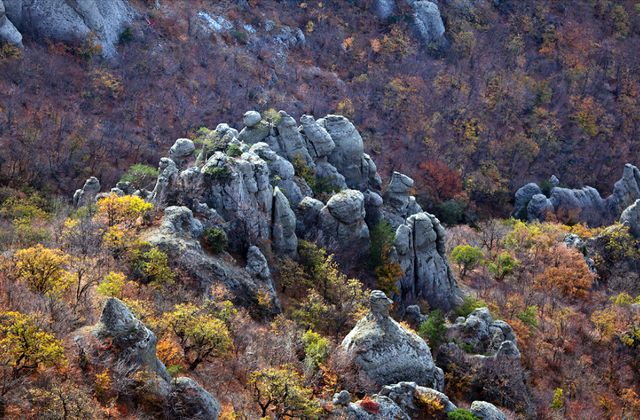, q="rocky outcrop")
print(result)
[514,164,640,226]
[0,1,22,46]
[436,308,531,415]
[2,0,134,57]
[318,189,370,249]
[169,138,196,169]
[80,298,220,419]
[411,1,446,46]
[391,212,461,311]
[621,199,640,238]
[379,382,457,416]
[448,307,520,358]
[382,172,423,228]
[145,206,281,315]
[471,401,507,420]
[73,176,101,207]
[339,290,444,392]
